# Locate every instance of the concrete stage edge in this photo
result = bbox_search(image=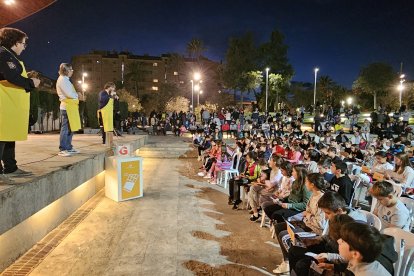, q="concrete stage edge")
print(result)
[0,134,148,271]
